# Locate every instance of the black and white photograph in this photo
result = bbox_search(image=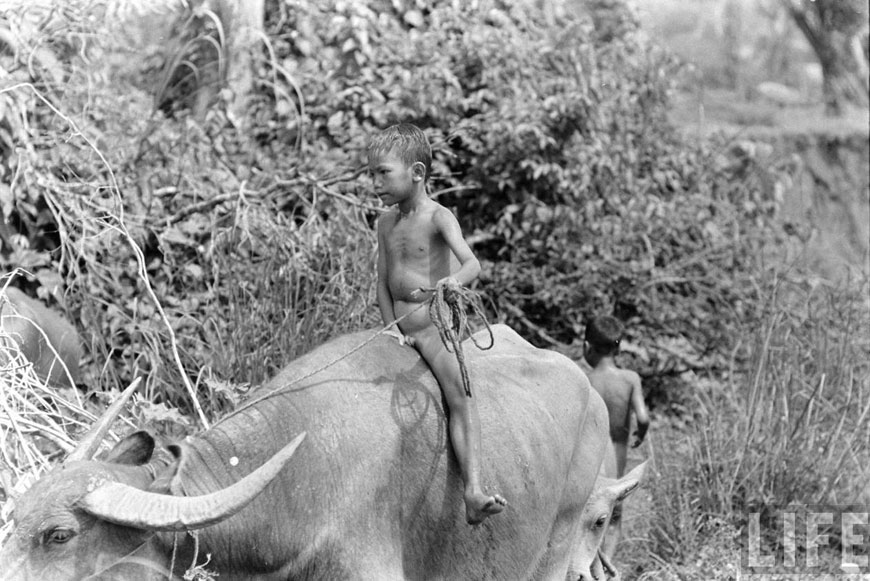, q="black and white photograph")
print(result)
[0,0,867,579]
